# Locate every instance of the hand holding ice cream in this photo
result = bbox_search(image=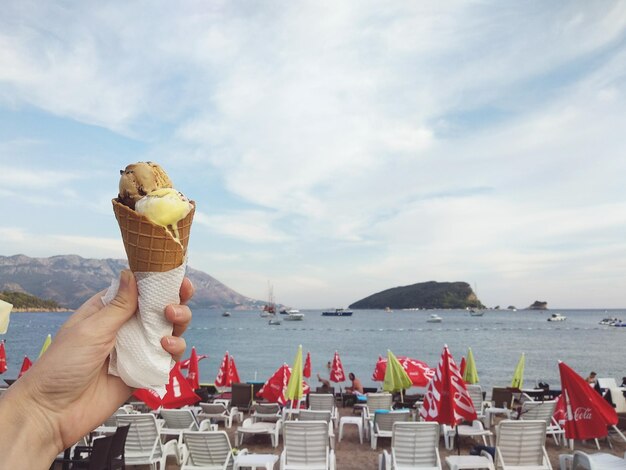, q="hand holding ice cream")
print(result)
[110,161,195,393]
